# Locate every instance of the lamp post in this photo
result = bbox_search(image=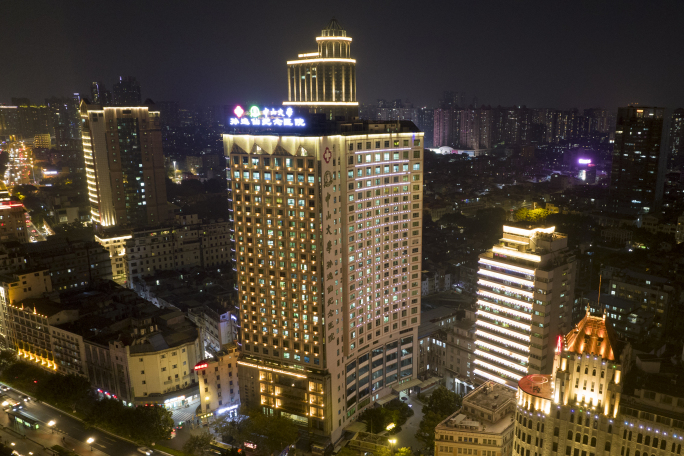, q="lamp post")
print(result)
[388,438,397,456]
[87,437,95,451]
[48,420,56,434]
